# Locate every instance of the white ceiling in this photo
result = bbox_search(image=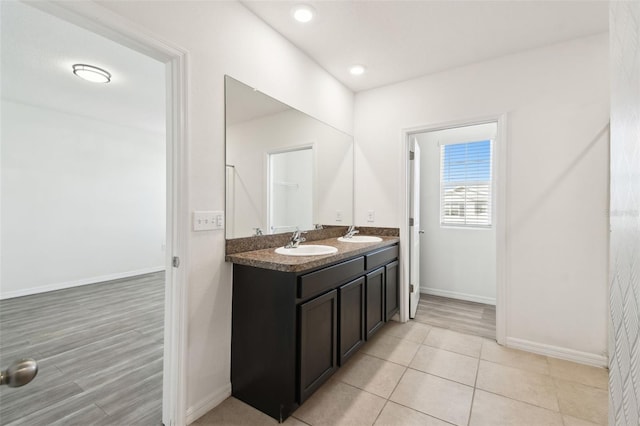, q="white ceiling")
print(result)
[1,2,165,134]
[1,1,609,130]
[242,0,609,92]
